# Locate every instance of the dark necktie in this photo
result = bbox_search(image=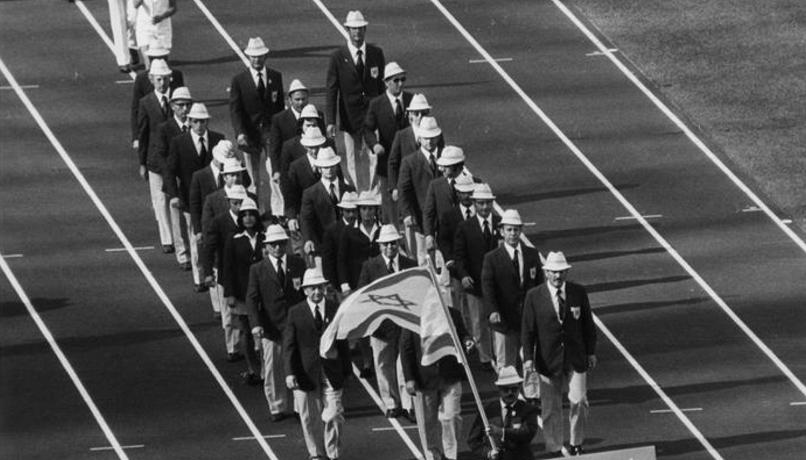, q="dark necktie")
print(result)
[429,154,437,176]
[314,304,324,331]
[504,405,514,428]
[256,71,266,100]
[482,220,492,246]
[557,290,566,322]
[328,182,338,205]
[387,259,395,274]
[198,137,207,158]
[449,179,457,203]
[394,98,403,126]
[216,170,223,189]
[181,124,188,133]
[512,248,520,284]
[276,258,286,288]
[355,50,365,79]
[465,207,472,220]
[161,95,169,117]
